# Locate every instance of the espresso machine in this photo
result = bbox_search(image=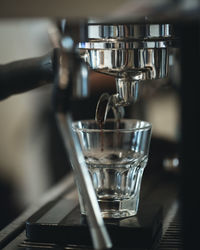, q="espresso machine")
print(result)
[0,1,200,249]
